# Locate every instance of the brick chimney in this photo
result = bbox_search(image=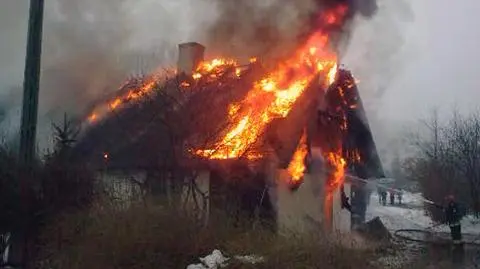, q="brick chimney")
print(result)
[177,42,205,75]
